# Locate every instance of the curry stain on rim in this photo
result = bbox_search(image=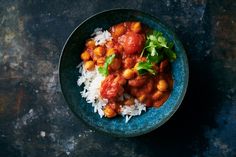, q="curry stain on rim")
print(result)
[59,8,189,137]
